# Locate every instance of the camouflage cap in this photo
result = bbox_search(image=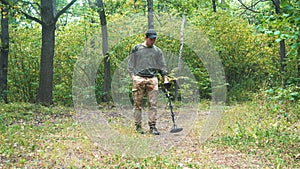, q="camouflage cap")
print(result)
[145,29,157,39]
